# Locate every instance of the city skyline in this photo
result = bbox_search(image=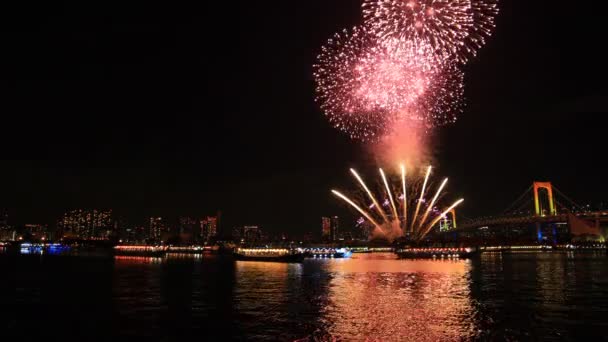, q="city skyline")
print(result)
[1,2,607,341]
[0,1,606,236]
